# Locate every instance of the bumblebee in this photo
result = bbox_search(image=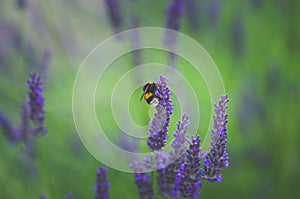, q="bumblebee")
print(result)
[140,82,160,107]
